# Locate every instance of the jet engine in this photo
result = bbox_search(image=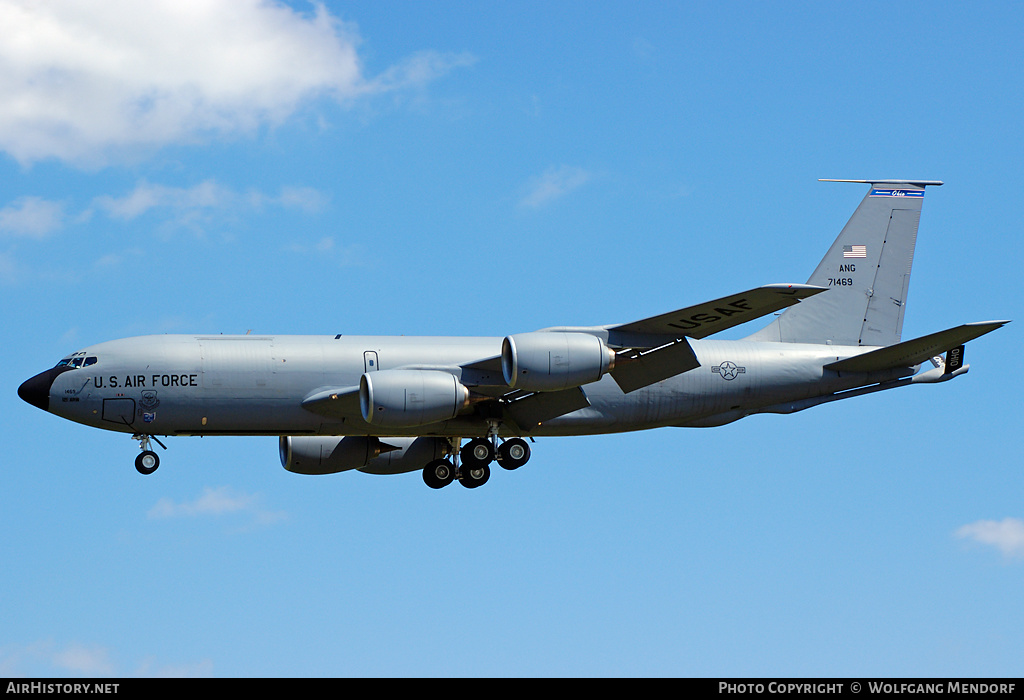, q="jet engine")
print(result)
[281,435,450,475]
[501,332,615,392]
[281,435,385,475]
[359,369,470,428]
